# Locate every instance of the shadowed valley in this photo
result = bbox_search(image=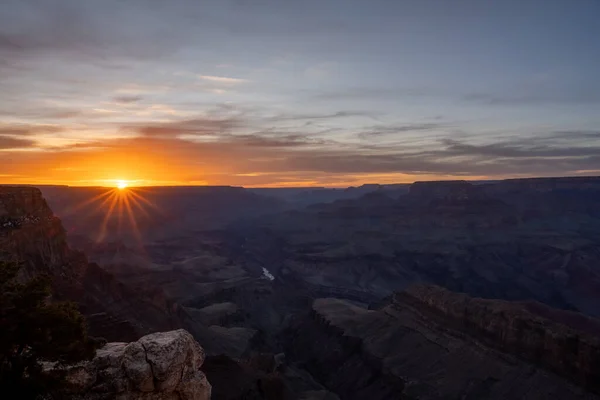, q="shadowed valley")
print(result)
[2,178,600,398]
